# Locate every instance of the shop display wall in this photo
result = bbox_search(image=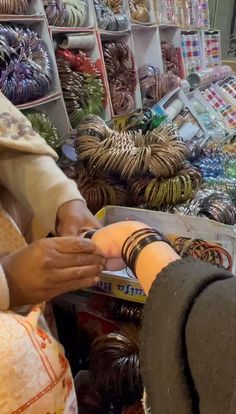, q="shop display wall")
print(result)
[0,0,229,140]
[2,3,235,414]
